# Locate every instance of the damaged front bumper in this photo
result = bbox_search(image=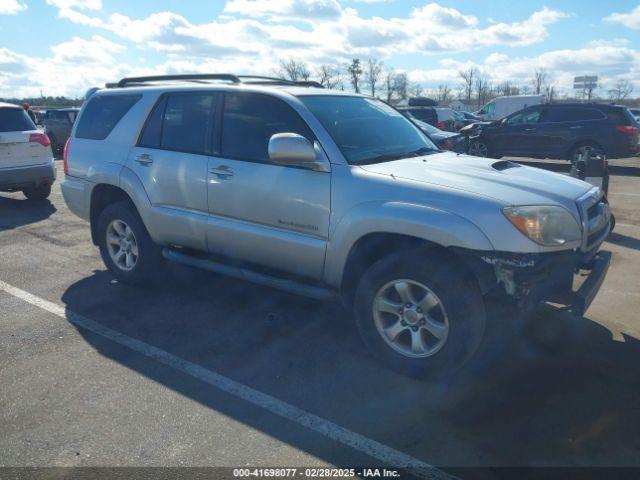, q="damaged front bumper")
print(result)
[457,247,612,317]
